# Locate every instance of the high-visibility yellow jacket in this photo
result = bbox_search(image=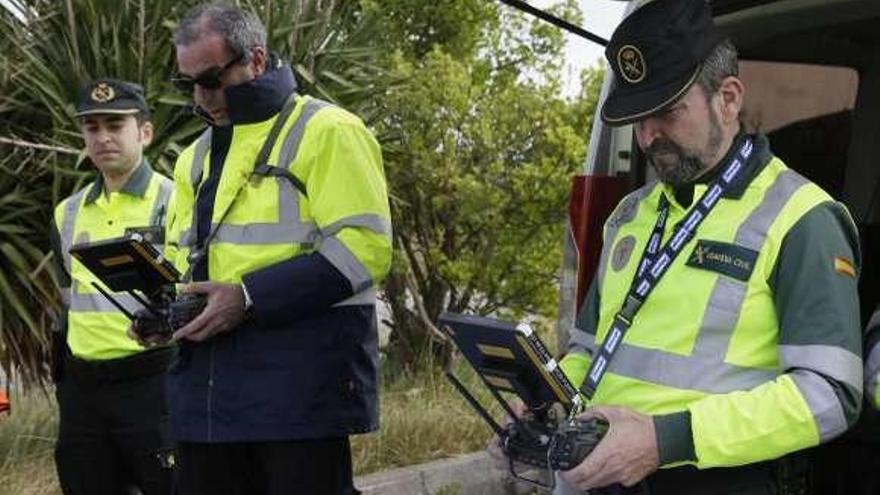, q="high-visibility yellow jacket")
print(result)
[560,134,862,468]
[53,161,172,360]
[164,82,392,441]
